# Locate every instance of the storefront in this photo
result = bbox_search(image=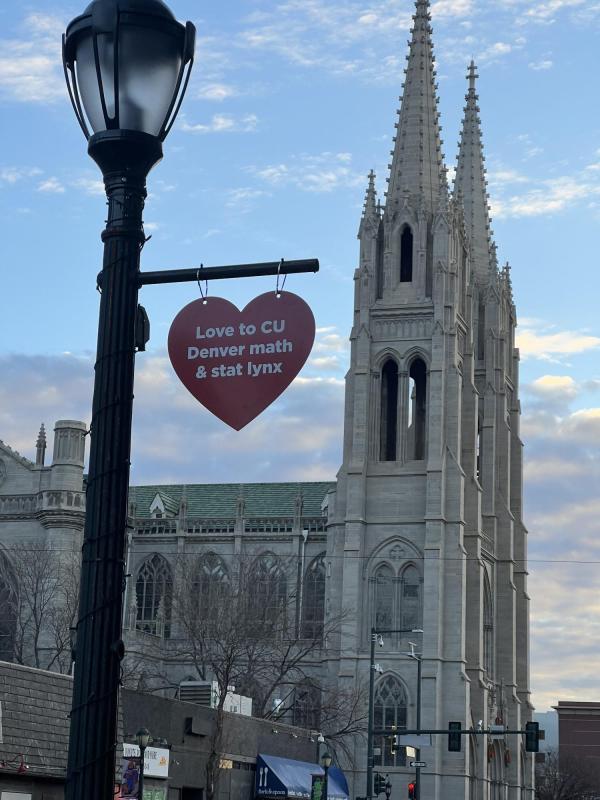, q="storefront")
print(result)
[255,755,348,800]
[118,743,170,800]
